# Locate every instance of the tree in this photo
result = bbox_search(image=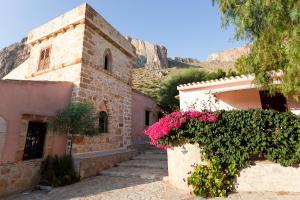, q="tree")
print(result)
[50,102,98,155]
[213,0,300,96]
[158,68,209,112]
[207,69,239,81]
